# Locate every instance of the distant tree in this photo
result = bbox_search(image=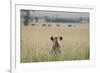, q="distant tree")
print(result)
[34,17,38,22]
[80,17,83,23]
[45,16,49,22]
[23,10,30,26]
[87,17,89,23]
